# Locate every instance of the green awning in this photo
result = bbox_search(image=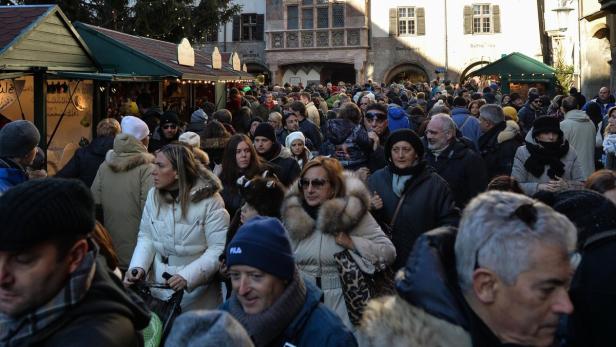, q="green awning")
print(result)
[471,52,555,82]
[48,71,166,82]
